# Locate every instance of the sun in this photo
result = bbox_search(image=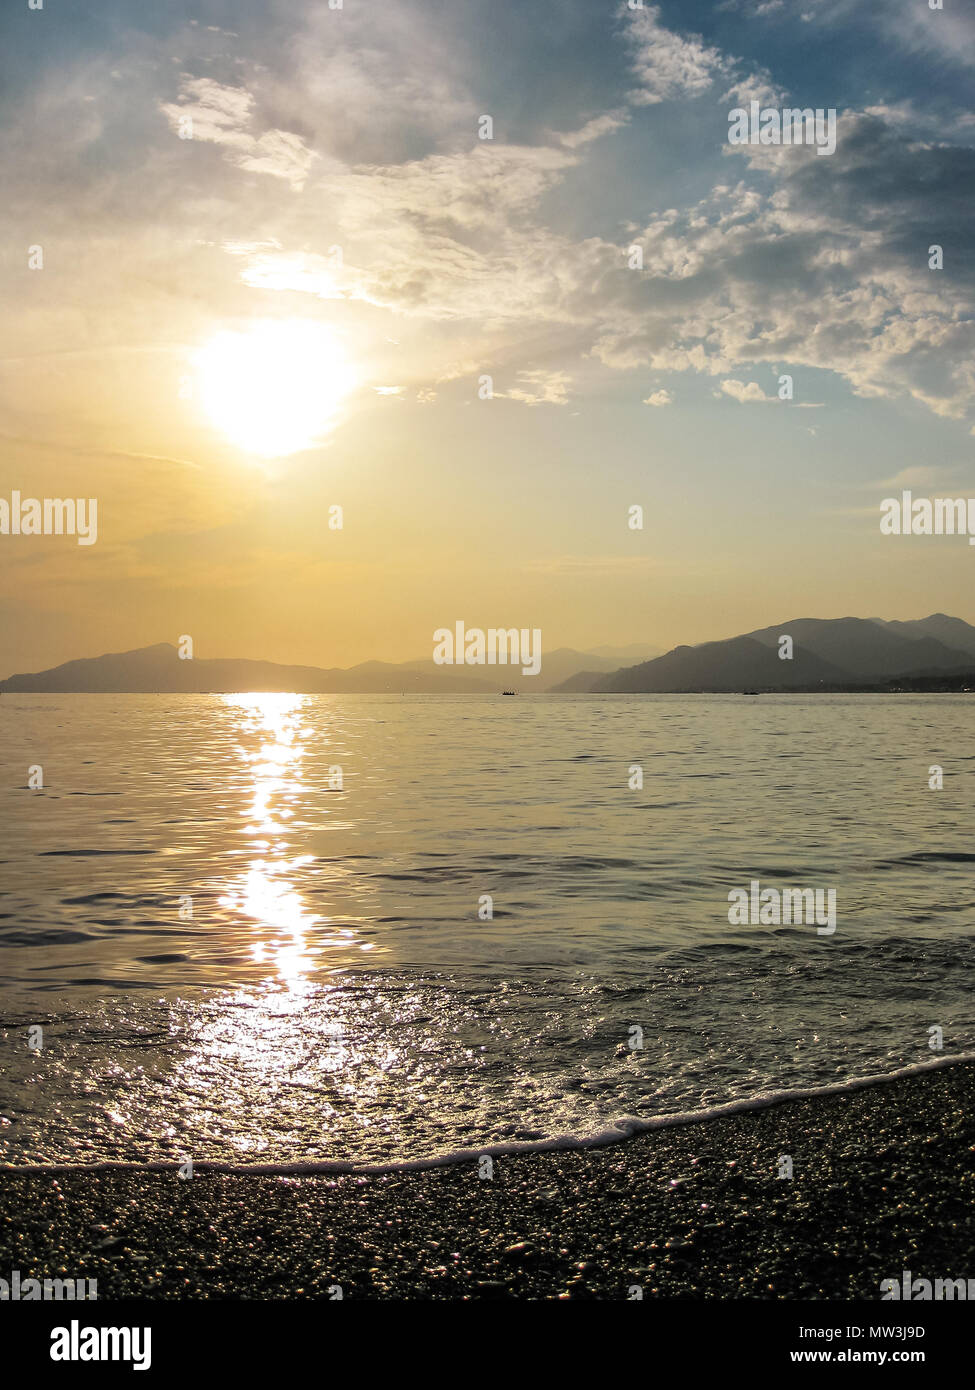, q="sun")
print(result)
[193,320,357,457]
